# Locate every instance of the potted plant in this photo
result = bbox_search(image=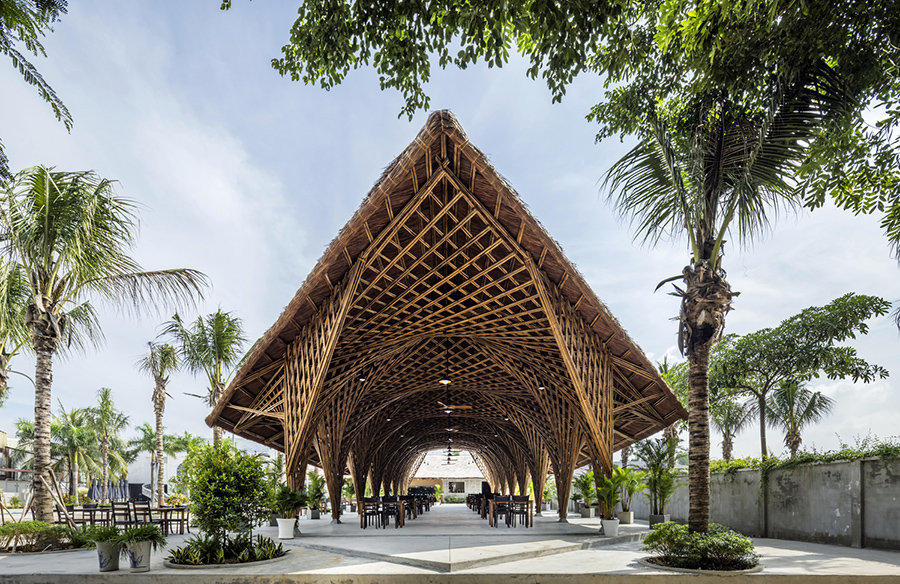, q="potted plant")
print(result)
[272,485,307,539]
[543,478,556,511]
[633,437,679,526]
[646,471,675,526]
[306,471,326,520]
[342,479,356,513]
[88,525,122,572]
[572,472,595,518]
[616,467,646,524]
[597,473,623,537]
[115,524,166,573]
